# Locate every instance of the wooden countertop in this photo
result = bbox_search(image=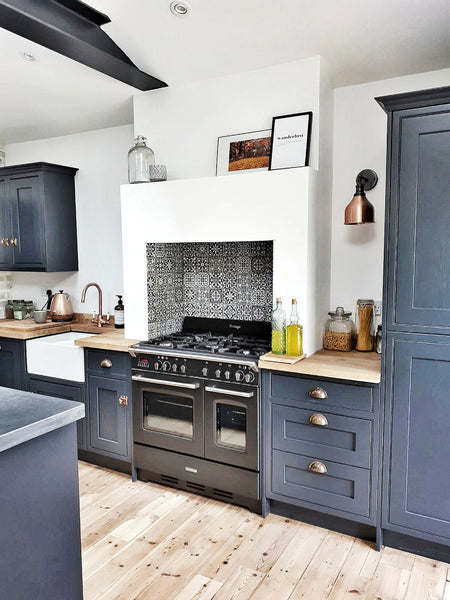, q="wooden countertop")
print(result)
[259,349,381,384]
[0,318,139,352]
